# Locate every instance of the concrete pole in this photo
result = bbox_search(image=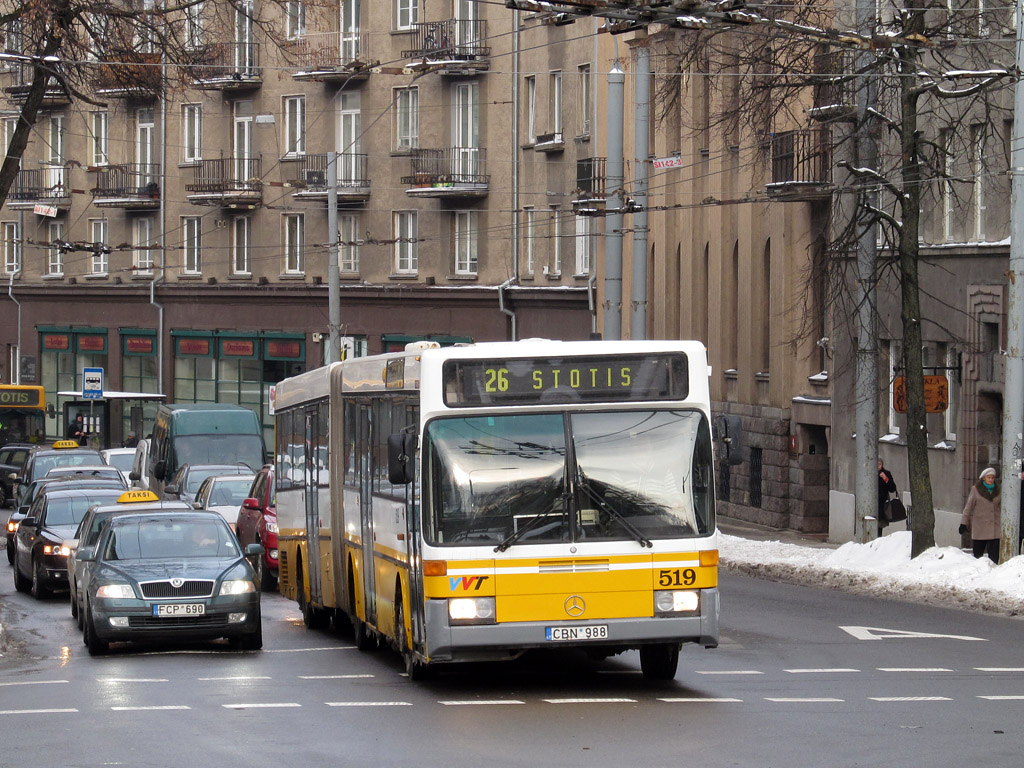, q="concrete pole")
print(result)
[631,41,649,341]
[604,63,625,340]
[327,151,341,363]
[999,6,1024,561]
